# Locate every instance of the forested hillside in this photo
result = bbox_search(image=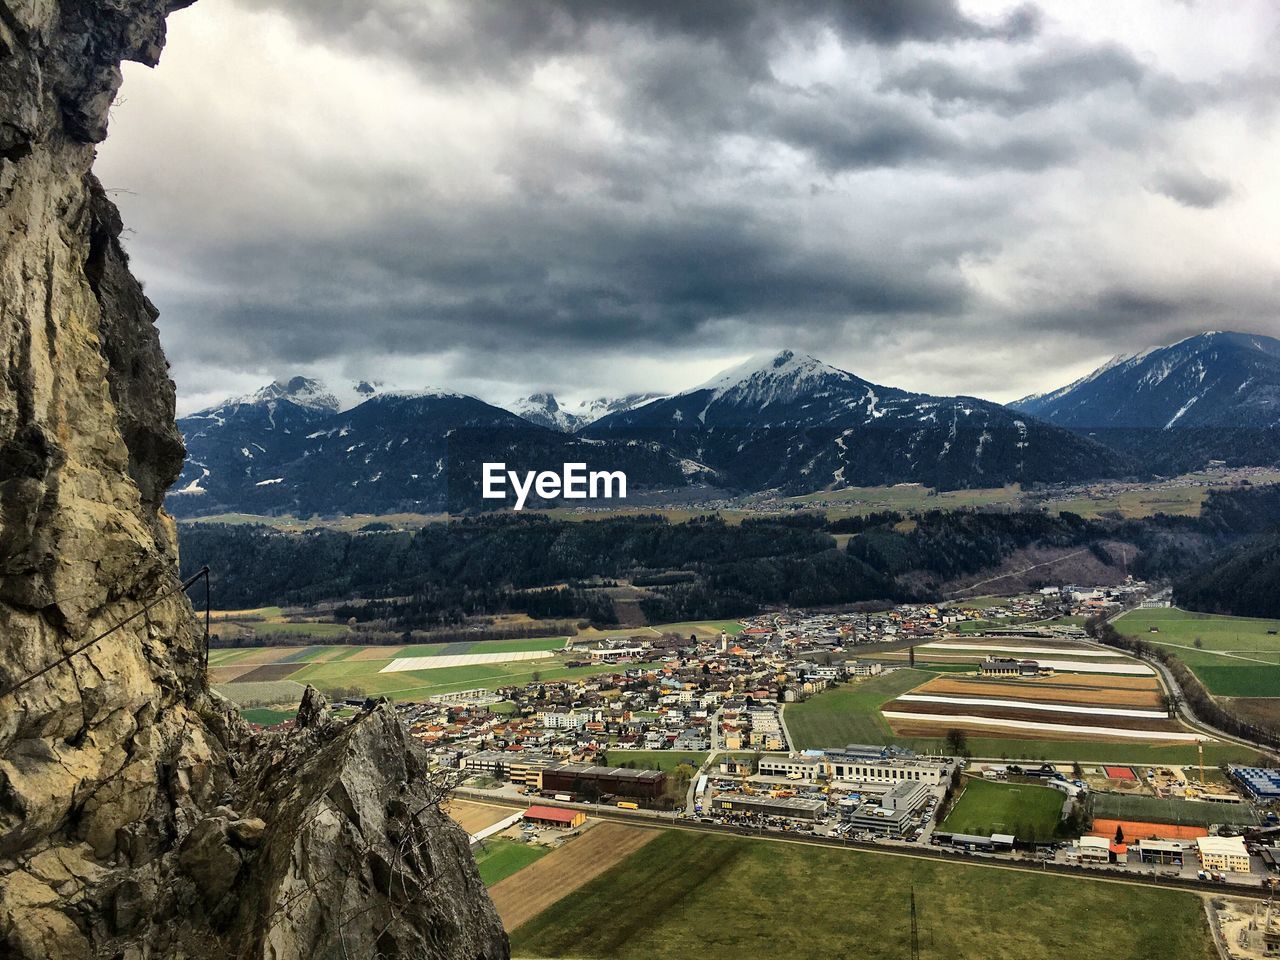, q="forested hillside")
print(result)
[179,487,1280,630]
